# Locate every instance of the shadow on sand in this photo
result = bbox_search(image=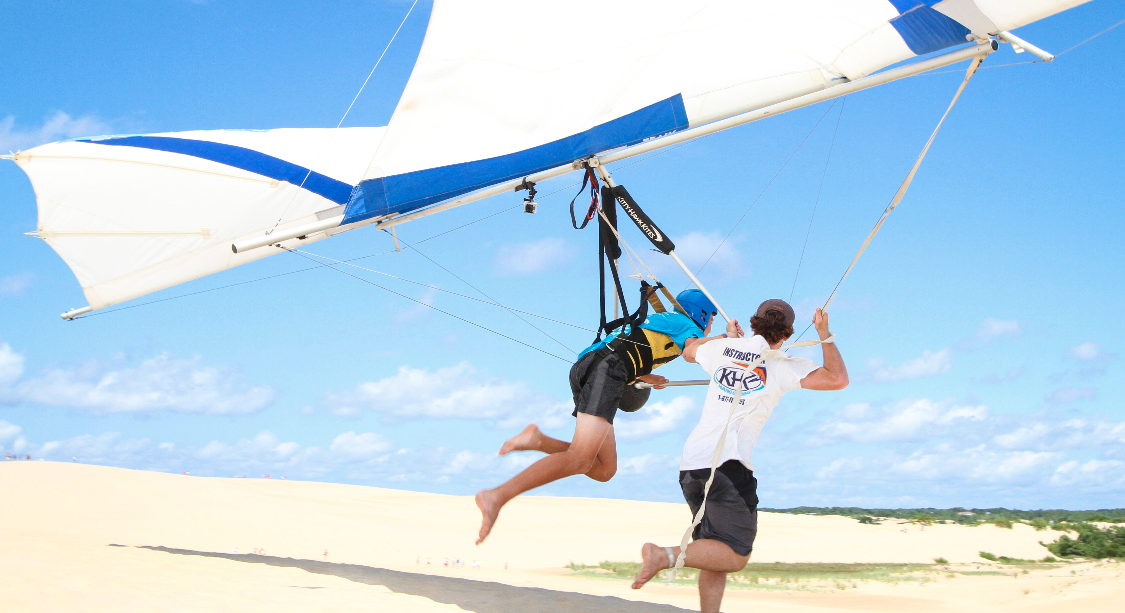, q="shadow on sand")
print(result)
[141,546,692,613]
